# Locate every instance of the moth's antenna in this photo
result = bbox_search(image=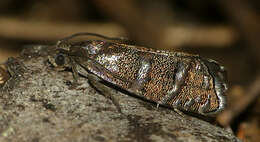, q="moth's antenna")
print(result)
[56,32,135,48]
[59,32,130,43]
